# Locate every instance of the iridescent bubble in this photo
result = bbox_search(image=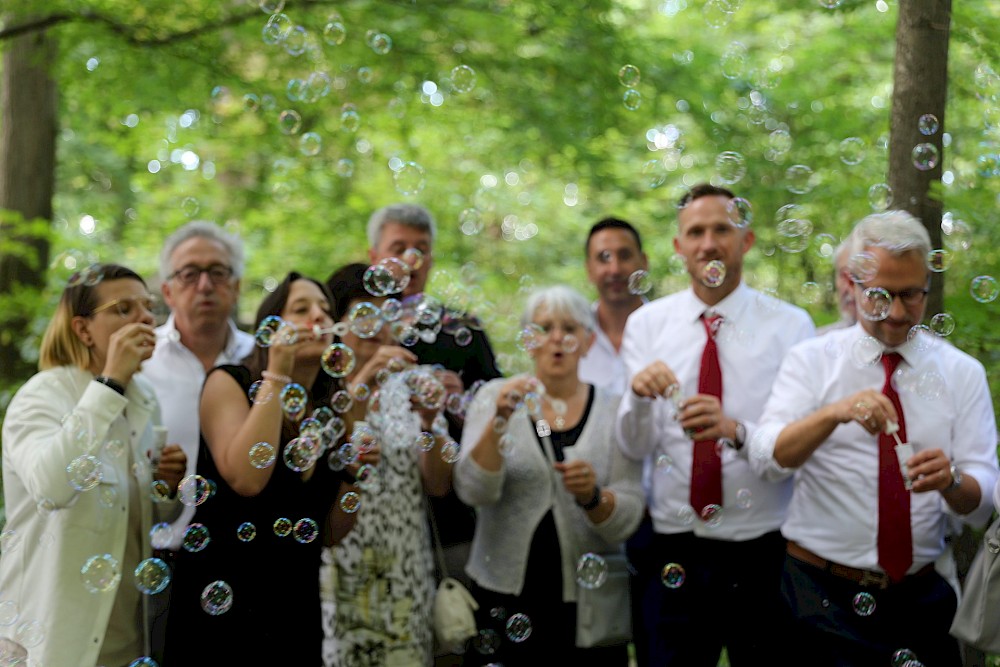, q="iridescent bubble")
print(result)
[178,474,211,507]
[280,382,308,419]
[702,260,726,288]
[459,208,484,236]
[623,88,642,111]
[273,517,292,537]
[916,370,946,400]
[255,315,283,347]
[839,137,866,165]
[892,649,919,667]
[299,132,322,156]
[182,523,211,552]
[642,158,667,189]
[150,523,173,549]
[776,218,812,254]
[516,323,546,352]
[134,557,171,595]
[700,504,723,528]
[0,600,18,626]
[349,301,385,337]
[929,312,955,336]
[248,442,276,469]
[859,287,891,322]
[628,269,652,295]
[715,151,747,184]
[393,162,426,196]
[561,334,580,354]
[576,553,609,589]
[66,455,102,491]
[200,580,234,616]
[243,93,261,112]
[852,591,876,616]
[350,422,379,452]
[926,249,950,273]
[277,109,302,135]
[800,282,822,306]
[340,490,361,513]
[655,454,673,473]
[677,505,696,526]
[336,158,355,178]
[441,441,461,463]
[472,628,501,655]
[735,488,753,509]
[369,32,392,55]
[971,276,999,303]
[912,143,939,171]
[814,233,837,259]
[454,327,473,346]
[451,65,477,93]
[293,518,319,544]
[848,251,879,283]
[785,164,815,194]
[726,197,753,228]
[769,128,792,155]
[283,437,319,472]
[818,0,843,8]
[505,613,533,643]
[720,42,748,79]
[868,183,893,211]
[661,562,686,589]
[357,67,374,84]
[850,336,883,368]
[261,13,292,45]
[323,20,346,45]
[14,619,43,648]
[942,215,973,251]
[413,431,436,452]
[918,114,939,136]
[618,64,641,87]
[907,325,936,352]
[237,522,257,542]
[321,344,357,379]
[259,0,285,14]
[81,554,121,593]
[128,658,158,667]
[330,389,354,413]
